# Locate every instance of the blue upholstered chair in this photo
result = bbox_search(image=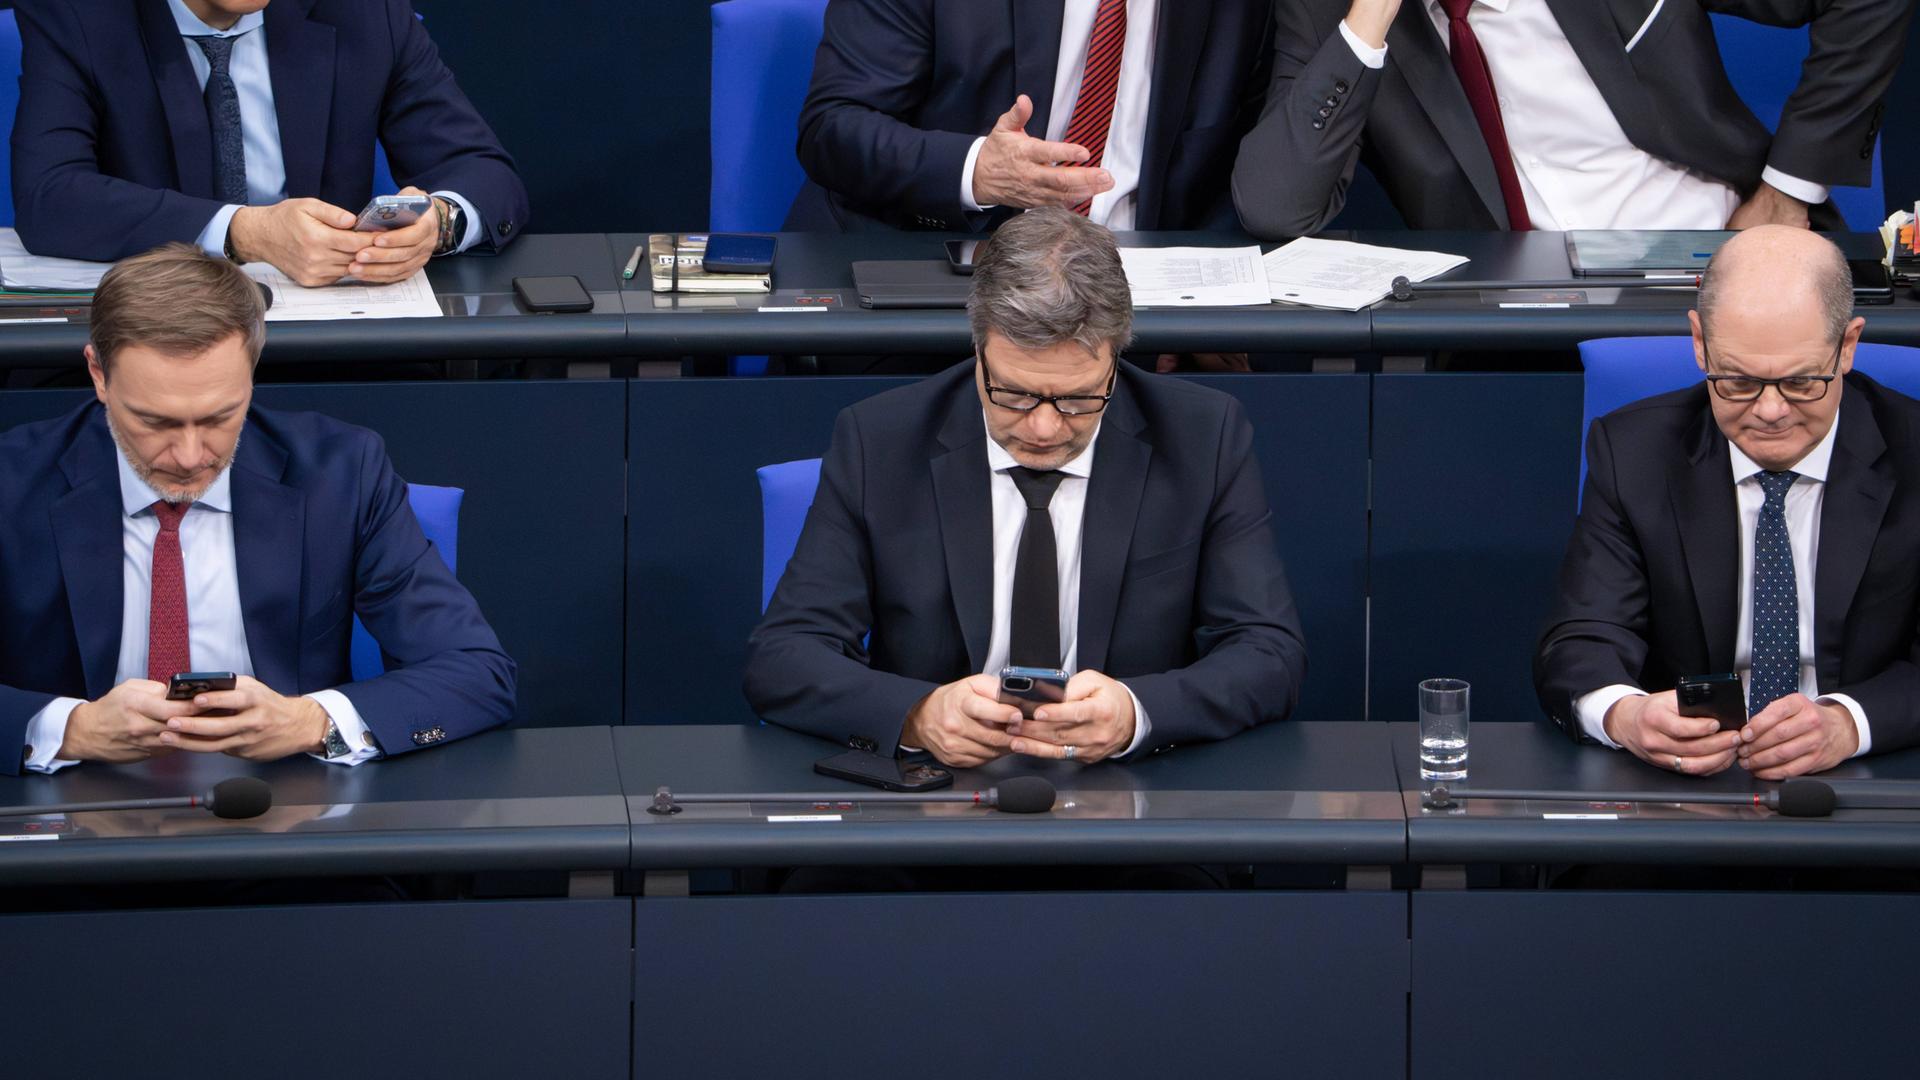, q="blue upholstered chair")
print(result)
[709,0,829,234]
[756,458,823,612]
[0,10,21,229]
[1575,336,1920,497]
[349,483,463,679]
